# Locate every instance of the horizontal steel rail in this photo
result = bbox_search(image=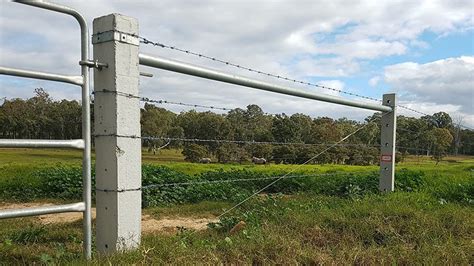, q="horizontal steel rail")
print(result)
[0,66,83,86]
[0,139,84,149]
[139,54,392,112]
[0,202,85,219]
